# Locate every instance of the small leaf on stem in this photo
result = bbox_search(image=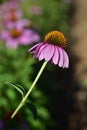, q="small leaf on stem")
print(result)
[5,81,25,98]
